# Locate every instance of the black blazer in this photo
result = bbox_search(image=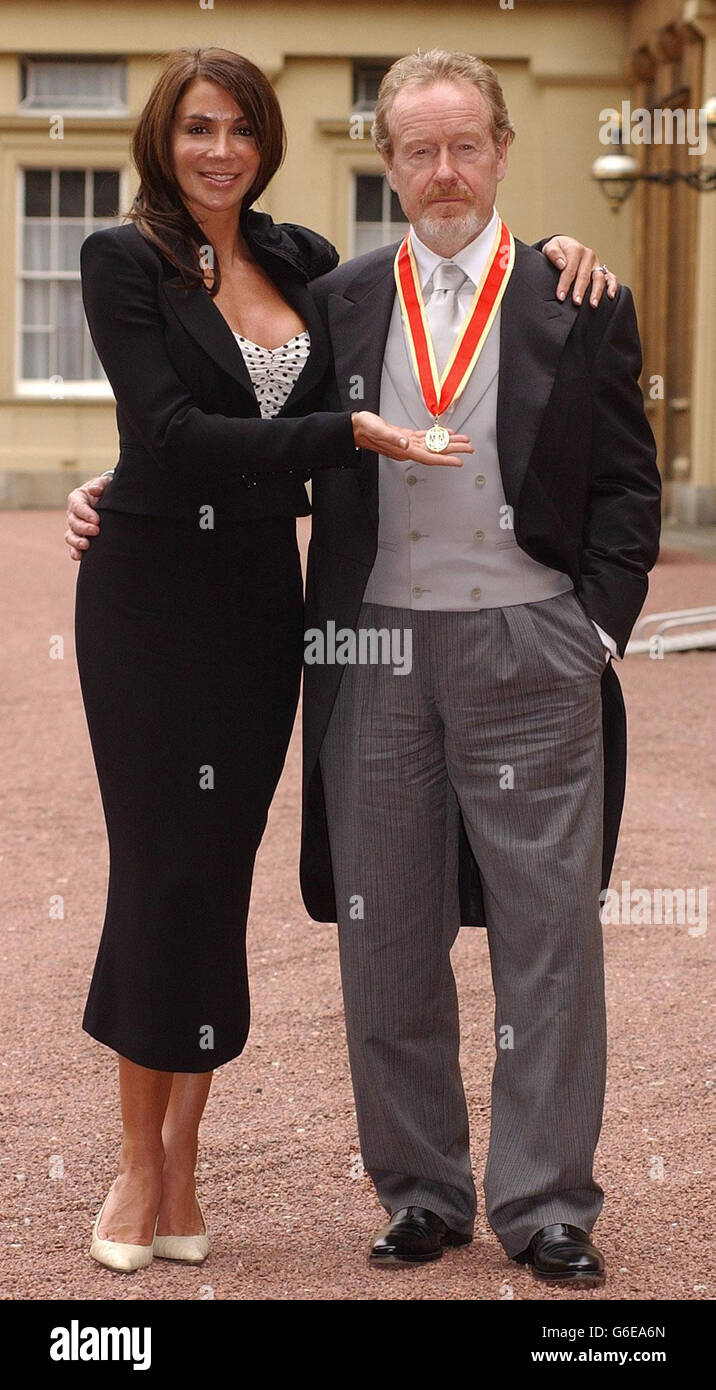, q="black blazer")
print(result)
[300,236,662,927]
[79,208,359,522]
